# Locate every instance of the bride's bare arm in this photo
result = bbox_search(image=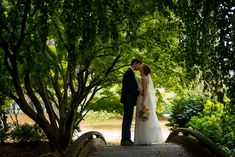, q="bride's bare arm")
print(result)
[141,76,148,108]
